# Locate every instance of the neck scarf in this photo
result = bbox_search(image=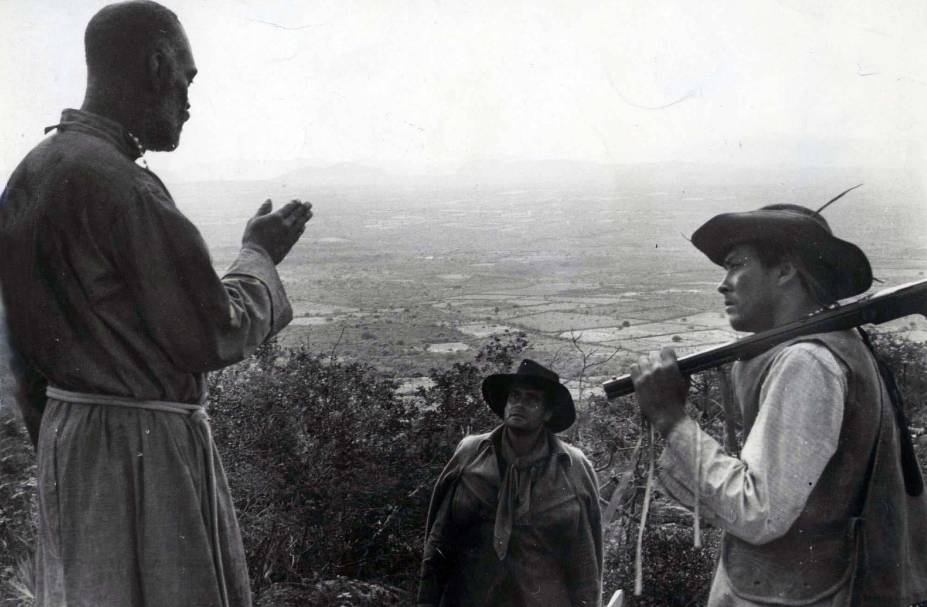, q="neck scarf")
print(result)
[493,430,550,560]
